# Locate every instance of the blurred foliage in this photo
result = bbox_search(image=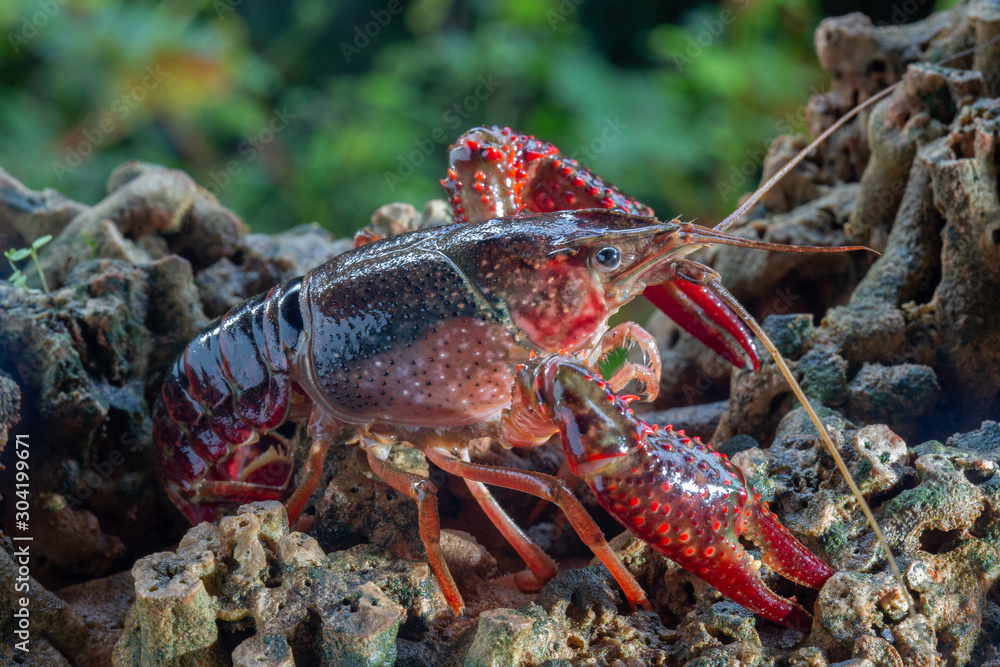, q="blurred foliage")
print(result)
[0,0,963,238]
